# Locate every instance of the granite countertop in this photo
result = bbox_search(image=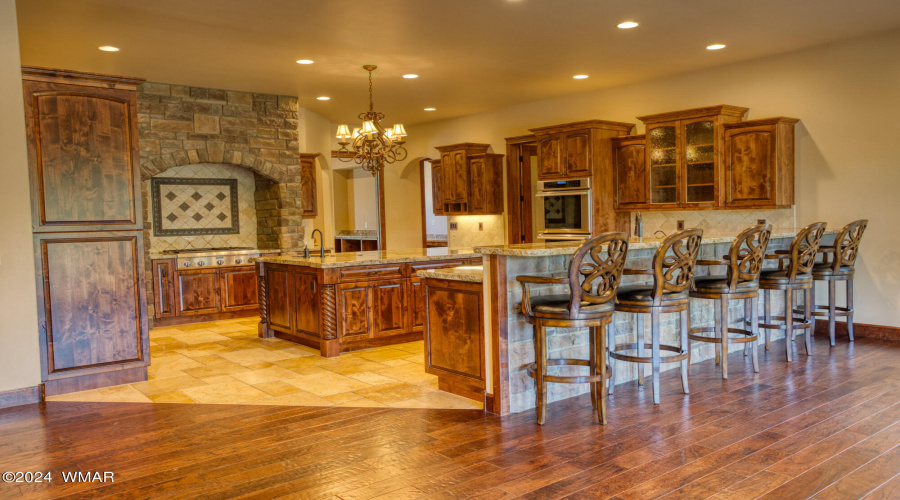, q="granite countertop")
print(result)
[473,228,839,257]
[254,247,480,268]
[417,266,484,283]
